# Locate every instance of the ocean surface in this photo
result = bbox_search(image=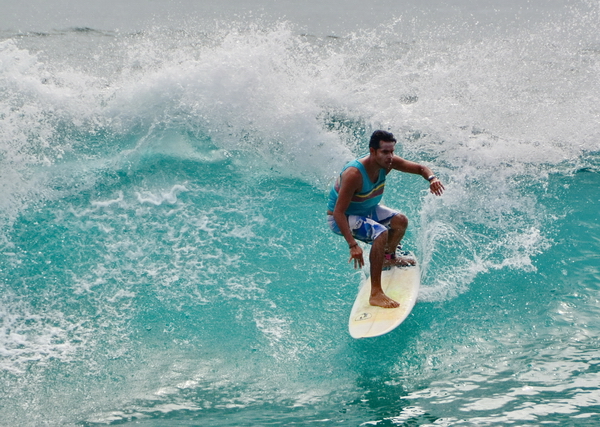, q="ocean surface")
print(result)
[1,0,600,425]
